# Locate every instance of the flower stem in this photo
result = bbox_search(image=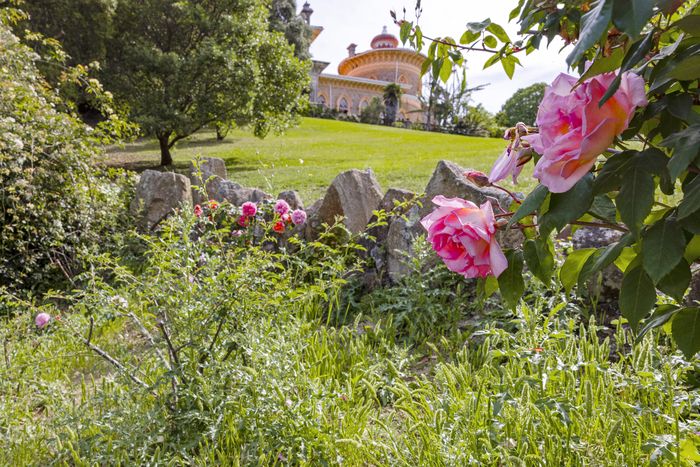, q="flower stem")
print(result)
[489,184,522,205]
